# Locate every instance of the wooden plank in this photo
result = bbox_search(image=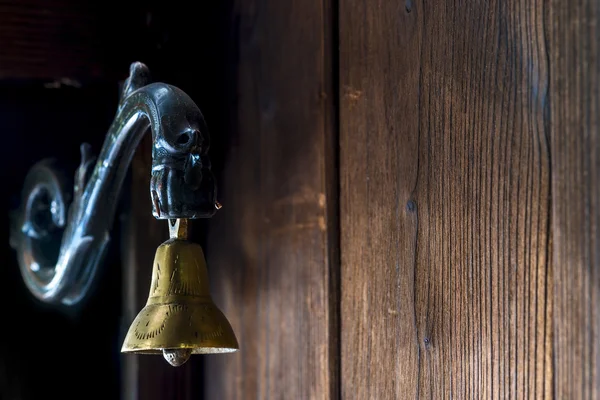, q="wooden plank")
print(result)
[203,0,338,398]
[551,0,600,397]
[121,134,196,400]
[340,1,552,398]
